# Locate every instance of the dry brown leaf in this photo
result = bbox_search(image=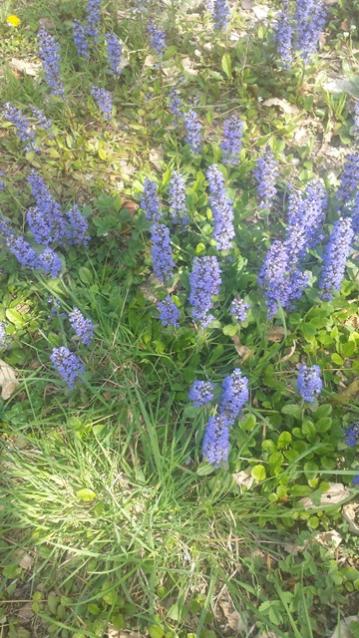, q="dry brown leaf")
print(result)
[300,483,350,509]
[342,503,359,535]
[149,148,164,170]
[232,470,255,490]
[9,58,41,77]
[19,552,33,571]
[231,336,253,360]
[107,630,143,638]
[329,616,359,638]
[315,529,342,550]
[121,198,139,214]
[17,603,33,623]
[267,326,285,342]
[334,379,359,404]
[0,359,19,399]
[263,98,300,115]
